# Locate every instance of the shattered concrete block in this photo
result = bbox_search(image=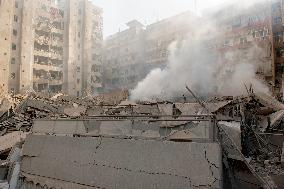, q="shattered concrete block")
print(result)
[281,143,284,169]
[0,132,28,153]
[33,120,87,135]
[254,93,284,111]
[24,99,59,113]
[63,106,86,117]
[0,182,9,189]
